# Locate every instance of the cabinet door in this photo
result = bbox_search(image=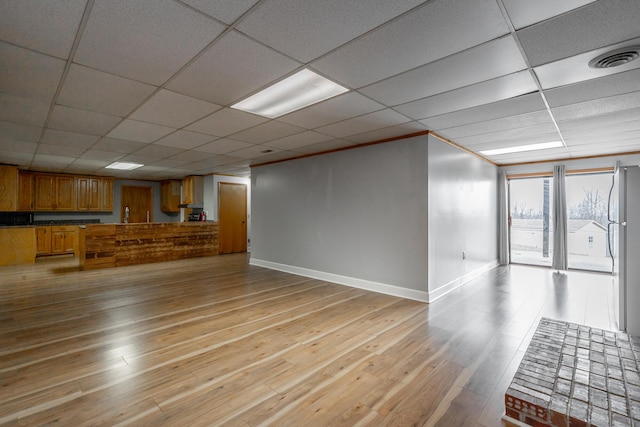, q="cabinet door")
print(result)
[161,180,180,212]
[51,227,76,254]
[56,176,75,211]
[101,178,114,211]
[36,227,51,255]
[182,176,193,204]
[77,177,101,211]
[18,172,34,211]
[35,175,56,210]
[0,165,18,211]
